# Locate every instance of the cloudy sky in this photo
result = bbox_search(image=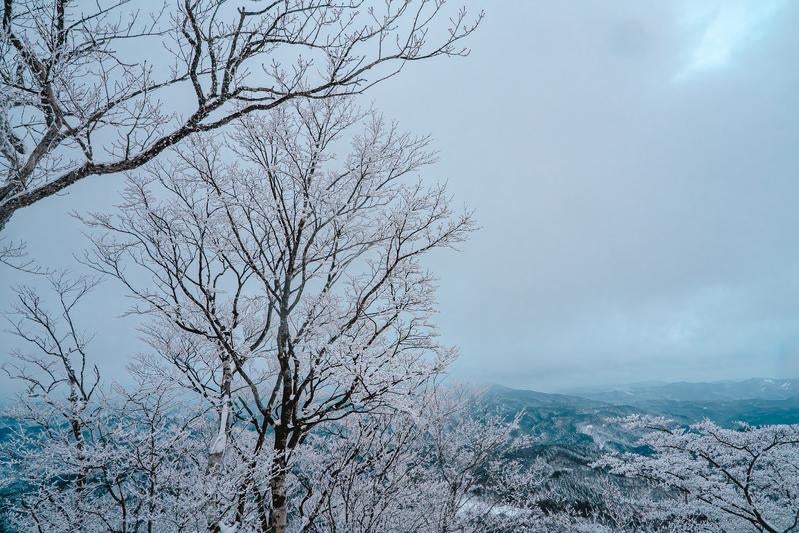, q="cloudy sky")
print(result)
[2,0,799,392]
